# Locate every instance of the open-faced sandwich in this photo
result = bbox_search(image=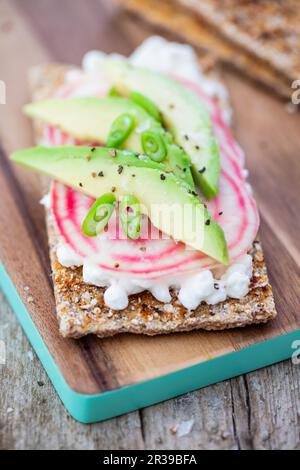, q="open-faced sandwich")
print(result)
[11,37,276,338]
